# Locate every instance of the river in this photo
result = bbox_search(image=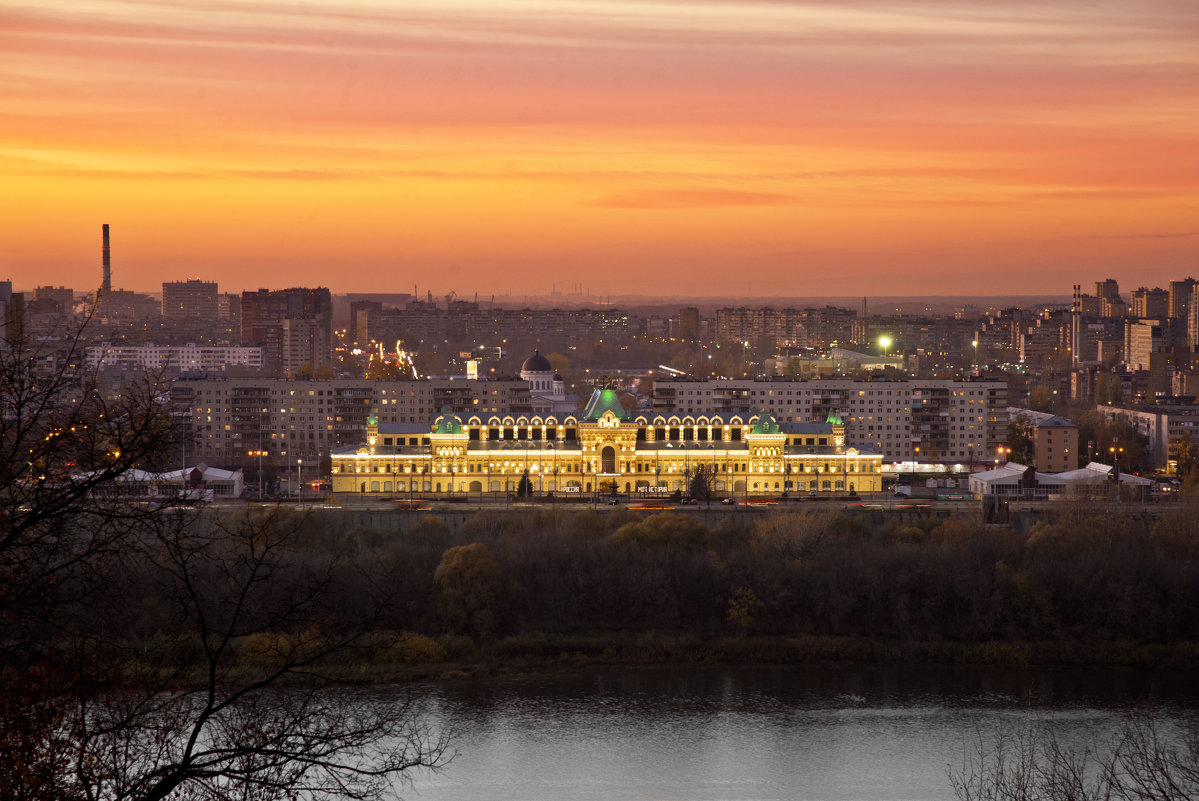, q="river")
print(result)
[400,665,1195,801]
